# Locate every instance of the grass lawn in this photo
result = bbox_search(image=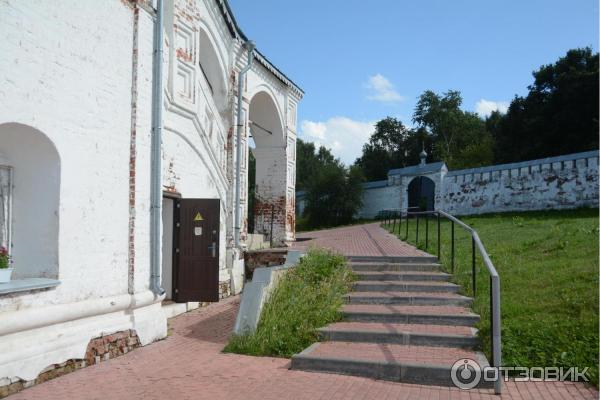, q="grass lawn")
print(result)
[384,208,599,385]
[224,249,355,357]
